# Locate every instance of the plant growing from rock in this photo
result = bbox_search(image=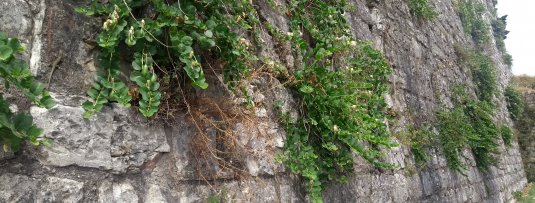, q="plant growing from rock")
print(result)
[437,86,500,171]
[408,0,438,20]
[77,0,260,118]
[79,0,397,202]
[505,84,524,121]
[458,0,491,46]
[500,124,513,147]
[0,32,55,151]
[271,0,397,201]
